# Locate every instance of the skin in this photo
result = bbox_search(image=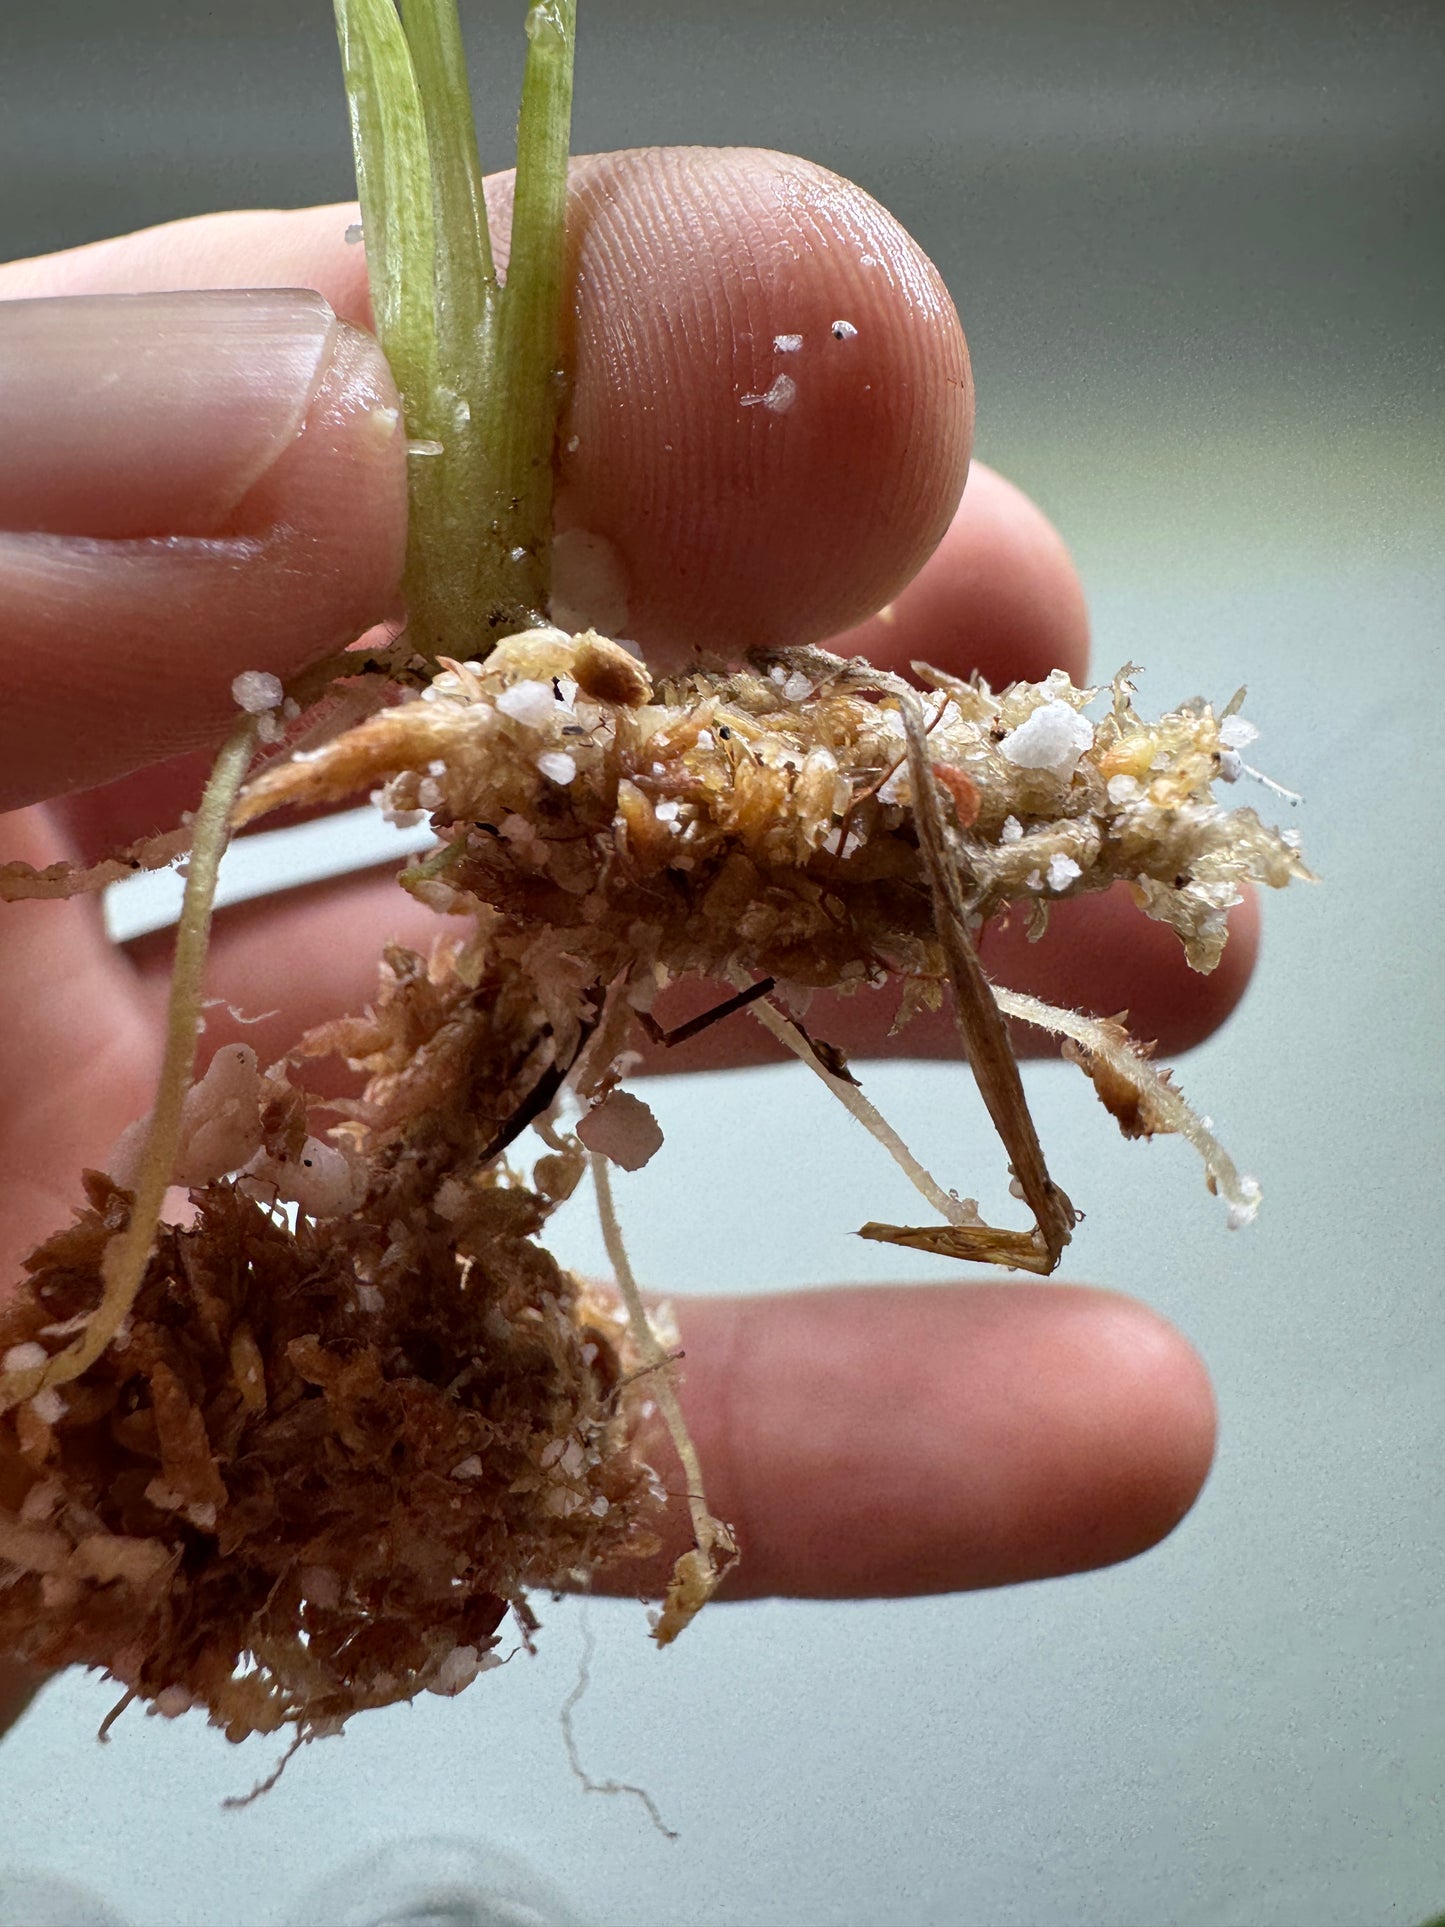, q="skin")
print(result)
[0,148,1239,1730]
